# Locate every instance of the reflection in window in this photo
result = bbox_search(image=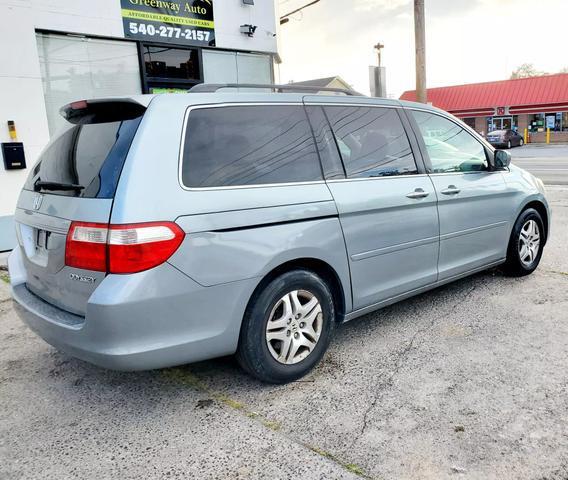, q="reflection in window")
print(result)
[412,111,488,173]
[324,106,417,178]
[305,106,345,179]
[36,33,141,135]
[182,106,322,187]
[143,45,200,80]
